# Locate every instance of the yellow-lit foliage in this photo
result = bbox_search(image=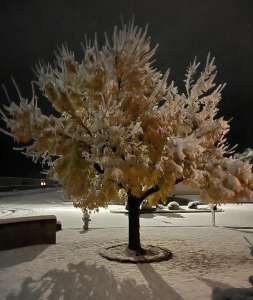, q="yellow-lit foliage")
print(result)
[1,22,252,210]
